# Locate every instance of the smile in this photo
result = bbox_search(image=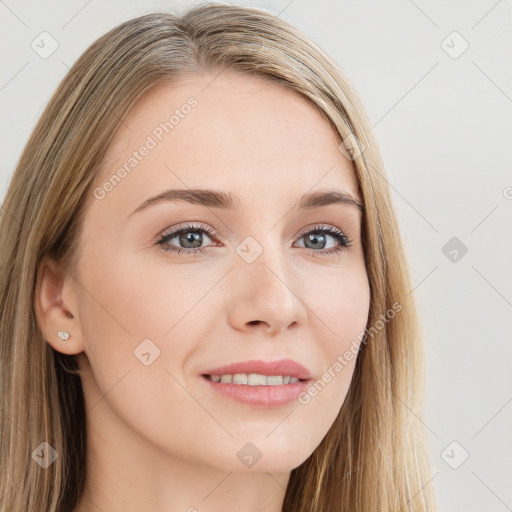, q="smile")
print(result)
[205,373,301,385]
